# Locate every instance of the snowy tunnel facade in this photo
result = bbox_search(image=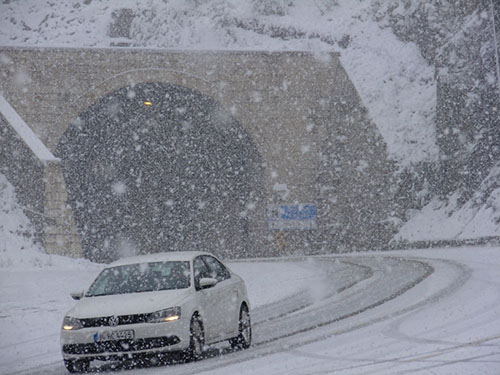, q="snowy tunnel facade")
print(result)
[0,47,396,260]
